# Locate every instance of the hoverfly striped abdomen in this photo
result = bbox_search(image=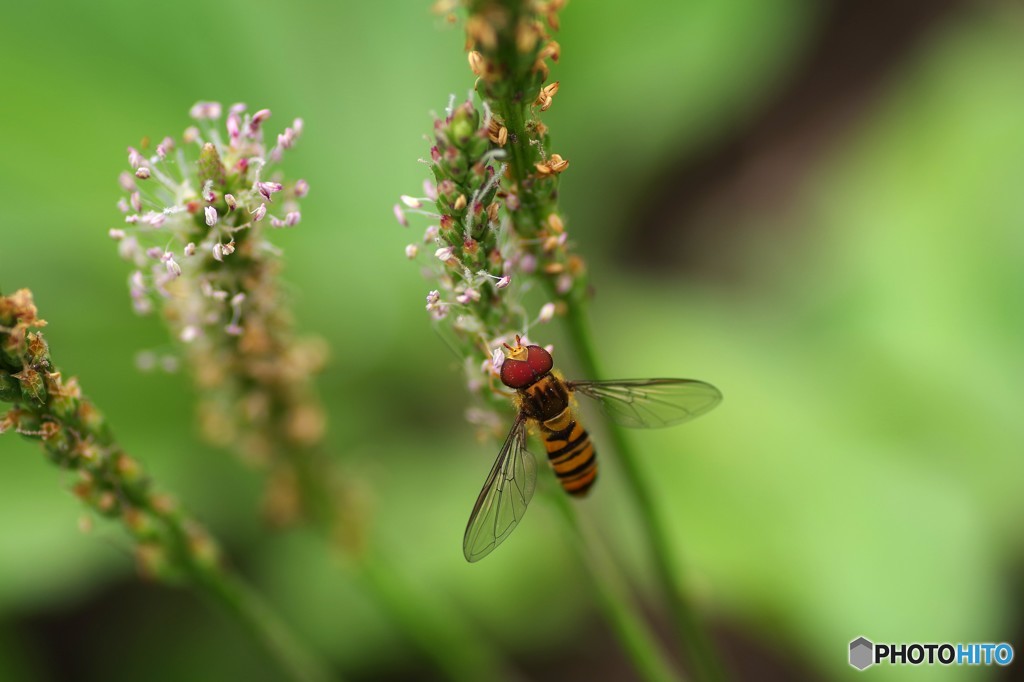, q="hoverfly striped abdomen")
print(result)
[543,415,597,496]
